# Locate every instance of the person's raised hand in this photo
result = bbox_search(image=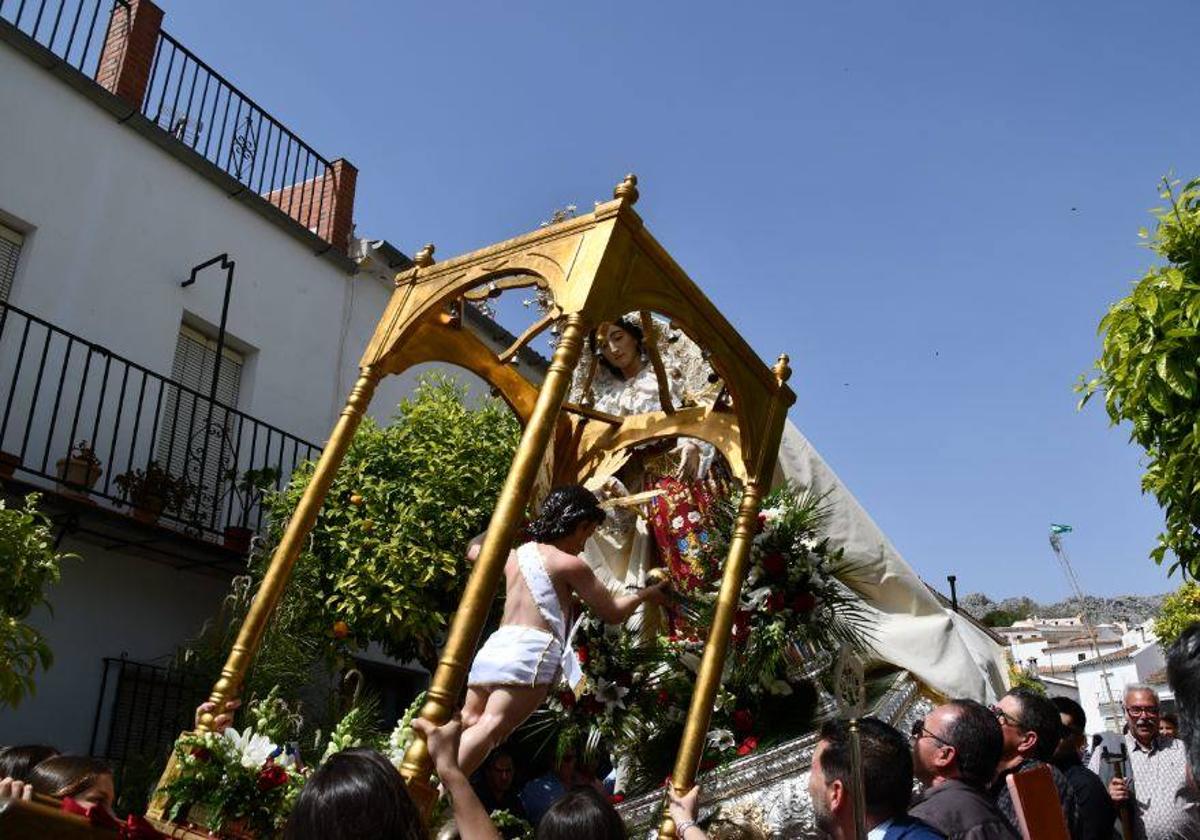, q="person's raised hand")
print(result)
[1108,776,1130,803]
[195,698,241,732]
[0,777,32,801]
[667,785,700,829]
[412,716,465,780]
